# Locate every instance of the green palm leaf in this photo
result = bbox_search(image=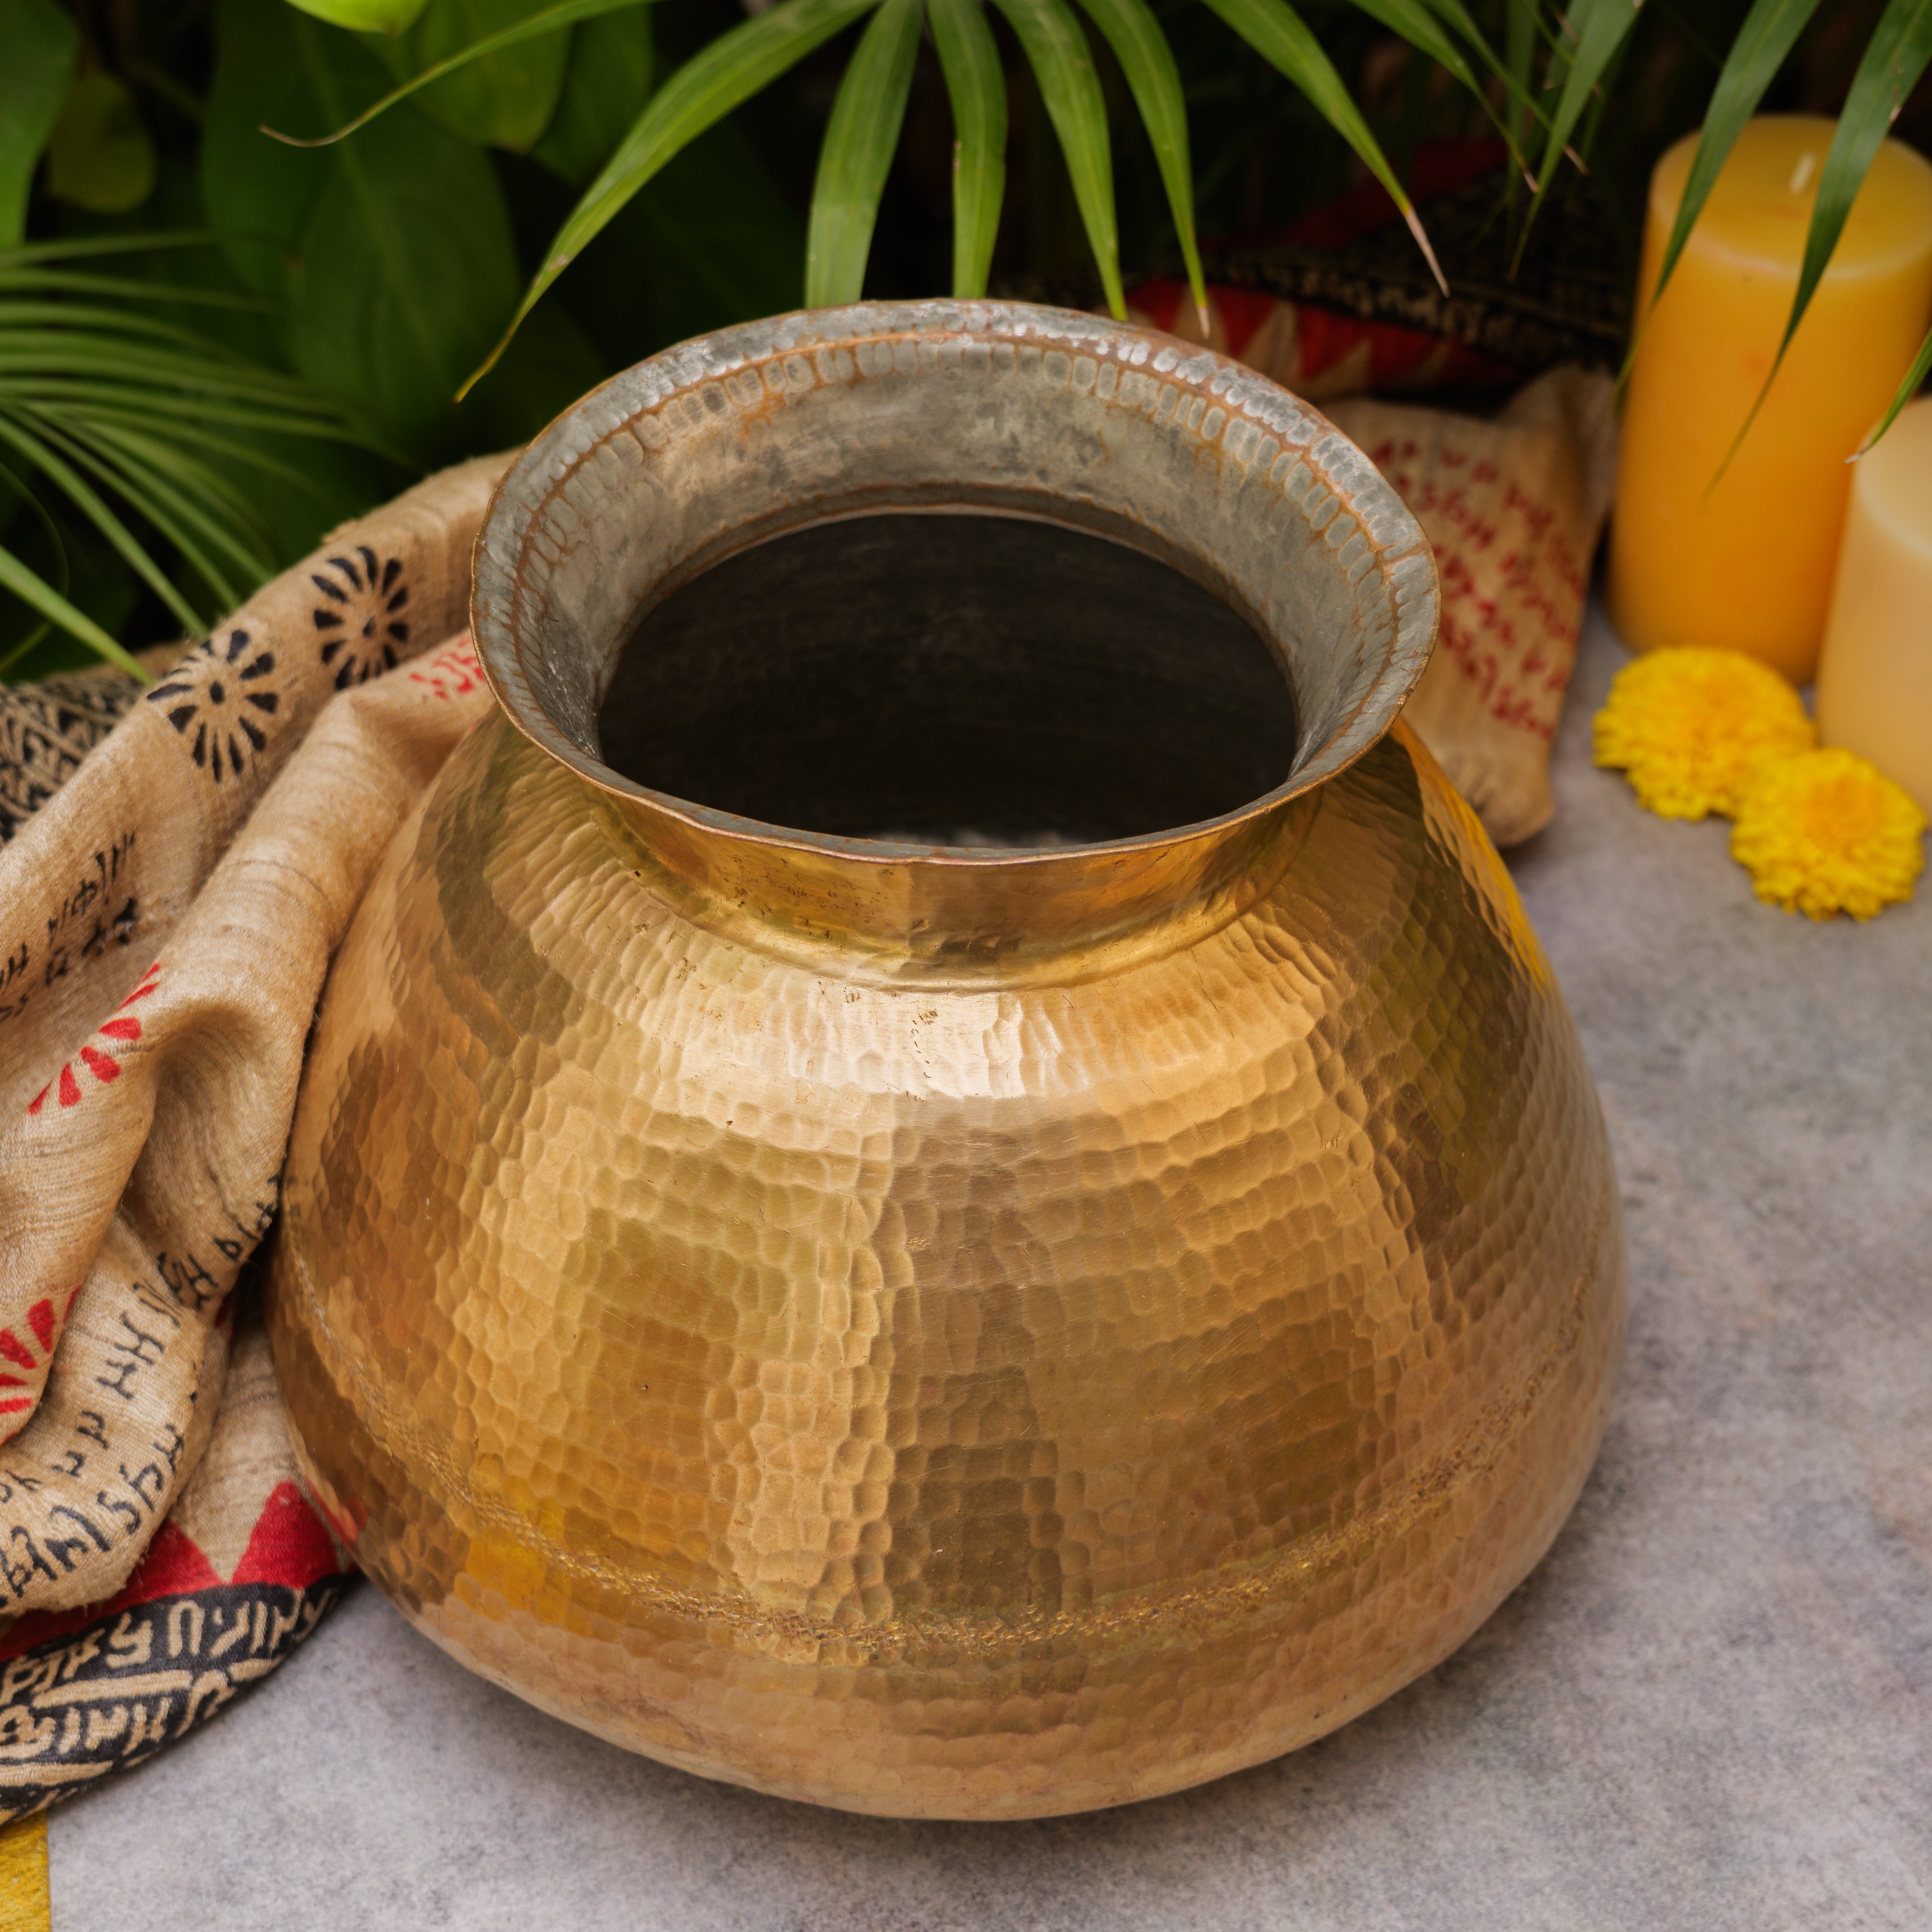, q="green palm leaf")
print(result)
[1713,0,1932,481]
[1858,322,1932,456]
[19,414,256,611]
[1350,0,1537,179]
[992,0,1124,319]
[262,0,656,148]
[464,0,878,396]
[0,413,207,632]
[0,540,147,680]
[1503,0,1536,199]
[927,0,1007,299]
[1776,2,1932,385]
[1643,0,1824,325]
[1071,0,1205,325]
[1520,0,1642,258]
[1202,0,1446,293]
[0,238,375,675]
[805,0,924,307]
